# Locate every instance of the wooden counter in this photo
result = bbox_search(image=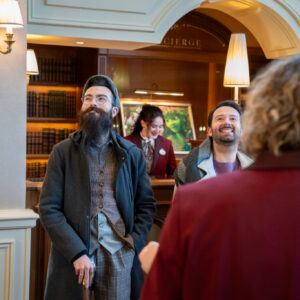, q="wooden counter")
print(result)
[150,178,175,186]
[150,179,174,226]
